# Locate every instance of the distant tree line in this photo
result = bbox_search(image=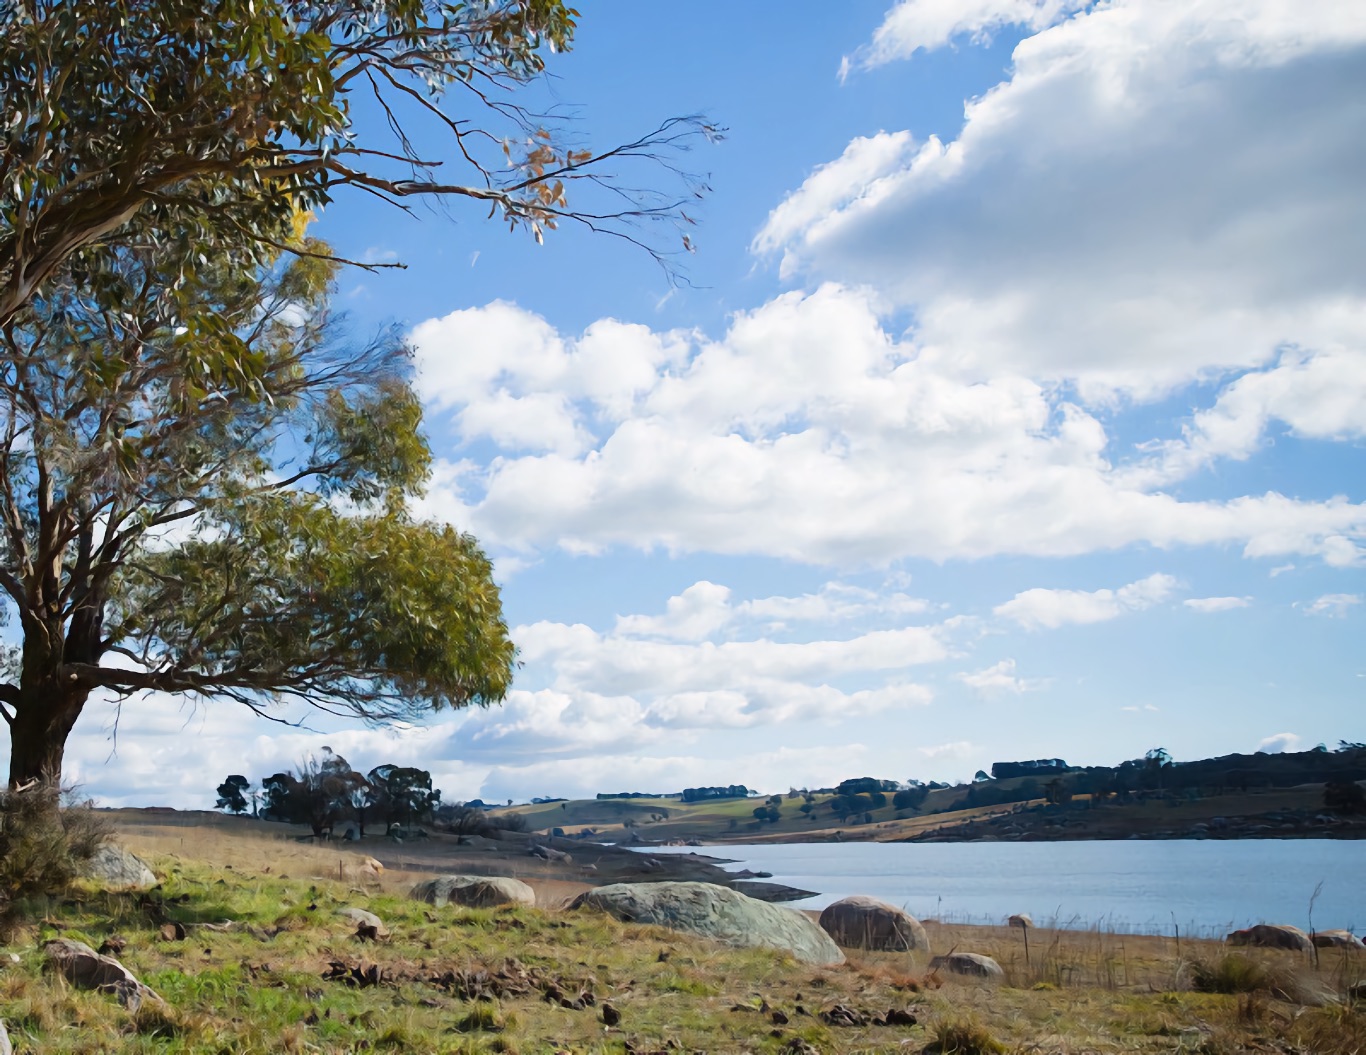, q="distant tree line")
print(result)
[214,748,528,840]
[681,785,750,802]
